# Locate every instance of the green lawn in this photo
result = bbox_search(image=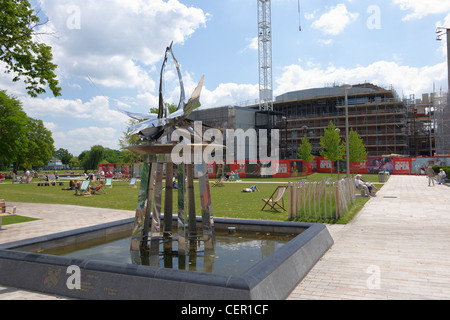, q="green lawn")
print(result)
[0,173,383,225]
